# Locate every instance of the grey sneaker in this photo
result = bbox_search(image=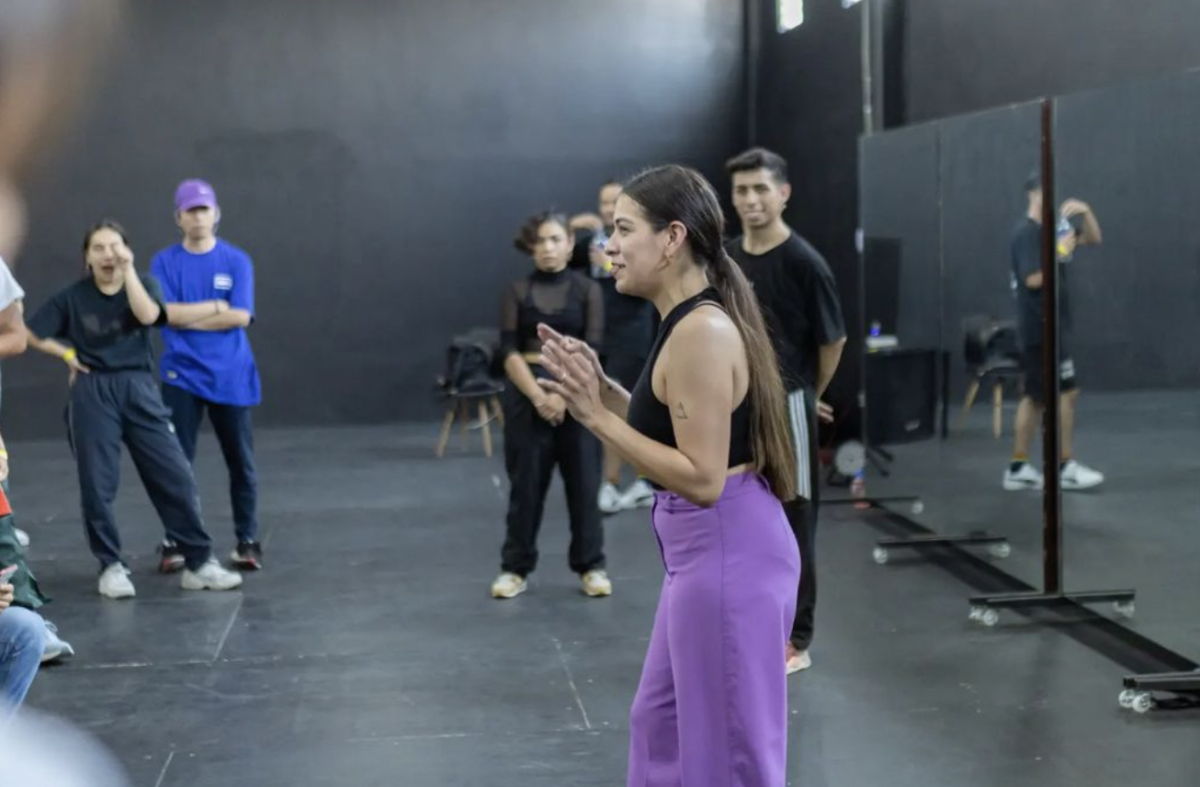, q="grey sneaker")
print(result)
[1061,460,1104,491]
[98,563,136,599]
[491,572,527,599]
[618,480,655,510]
[1003,462,1044,491]
[41,619,75,663]
[181,559,244,591]
[581,570,613,598]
